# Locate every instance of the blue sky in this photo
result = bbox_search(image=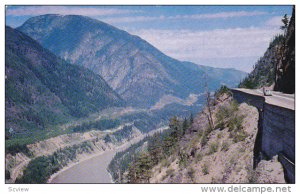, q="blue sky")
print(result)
[6,5,293,72]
